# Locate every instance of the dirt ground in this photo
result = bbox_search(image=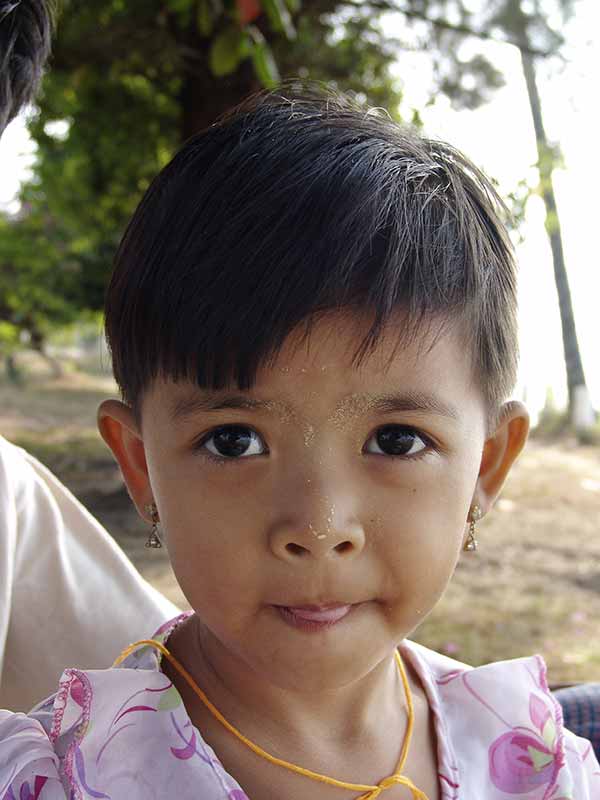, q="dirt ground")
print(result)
[2,356,599,685]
